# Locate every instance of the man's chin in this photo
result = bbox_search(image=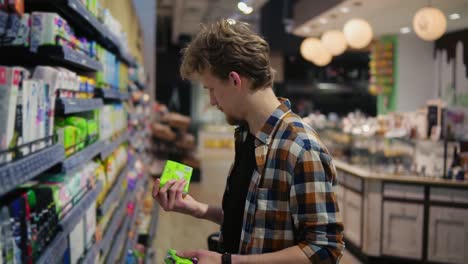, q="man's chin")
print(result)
[225,115,241,126]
